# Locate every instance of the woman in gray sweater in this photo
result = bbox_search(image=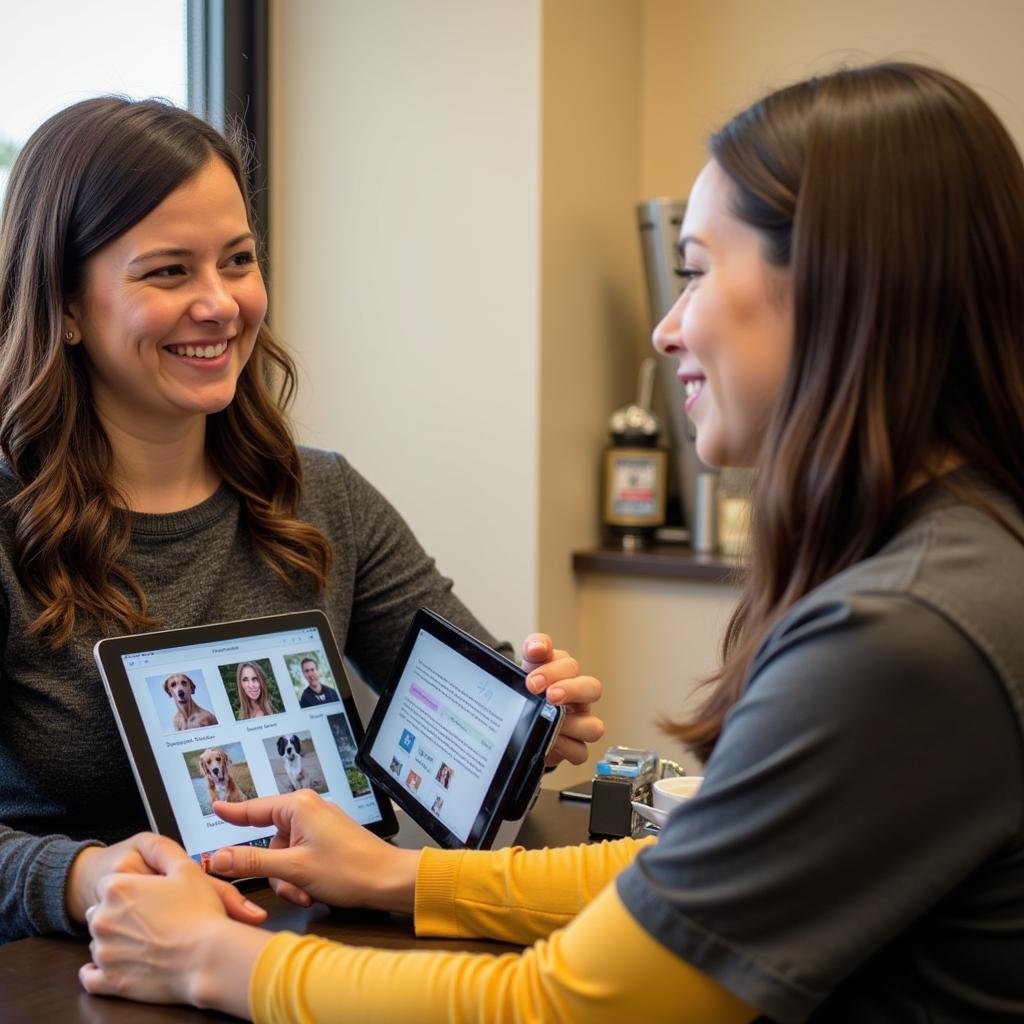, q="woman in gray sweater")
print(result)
[0,97,604,943]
